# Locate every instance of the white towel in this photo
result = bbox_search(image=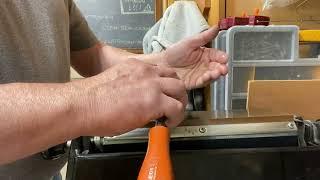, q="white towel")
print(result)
[143,1,209,54]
